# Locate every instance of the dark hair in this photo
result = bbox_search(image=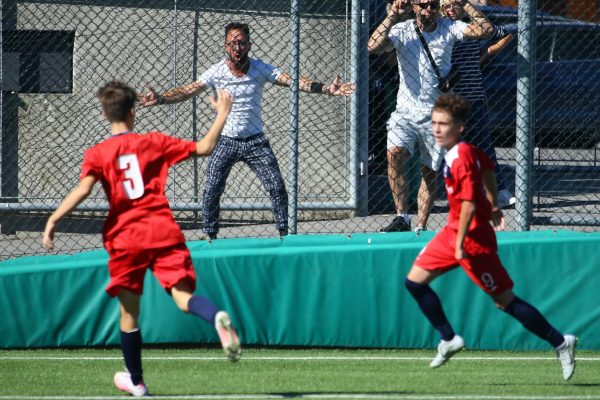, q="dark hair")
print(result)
[433,93,471,124]
[224,22,250,39]
[96,81,137,123]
